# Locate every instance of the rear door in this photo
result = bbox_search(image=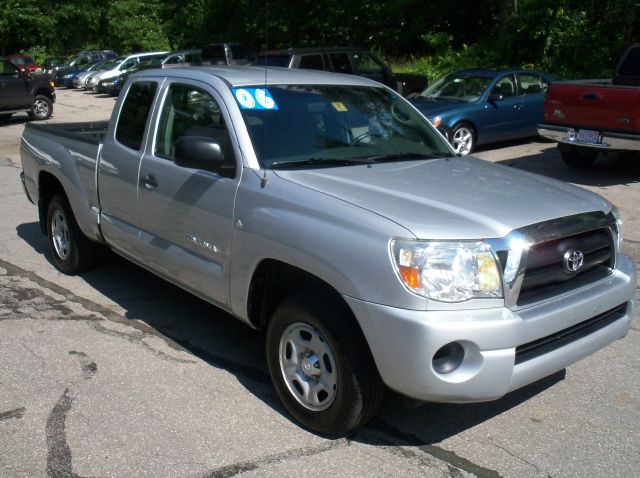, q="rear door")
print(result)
[135,80,240,306]
[516,72,549,136]
[98,79,161,258]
